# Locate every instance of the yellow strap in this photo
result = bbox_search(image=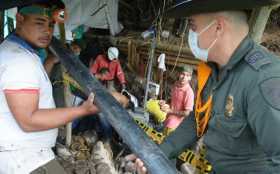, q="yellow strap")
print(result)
[134,119,165,144]
[195,62,213,137]
[178,149,212,174]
